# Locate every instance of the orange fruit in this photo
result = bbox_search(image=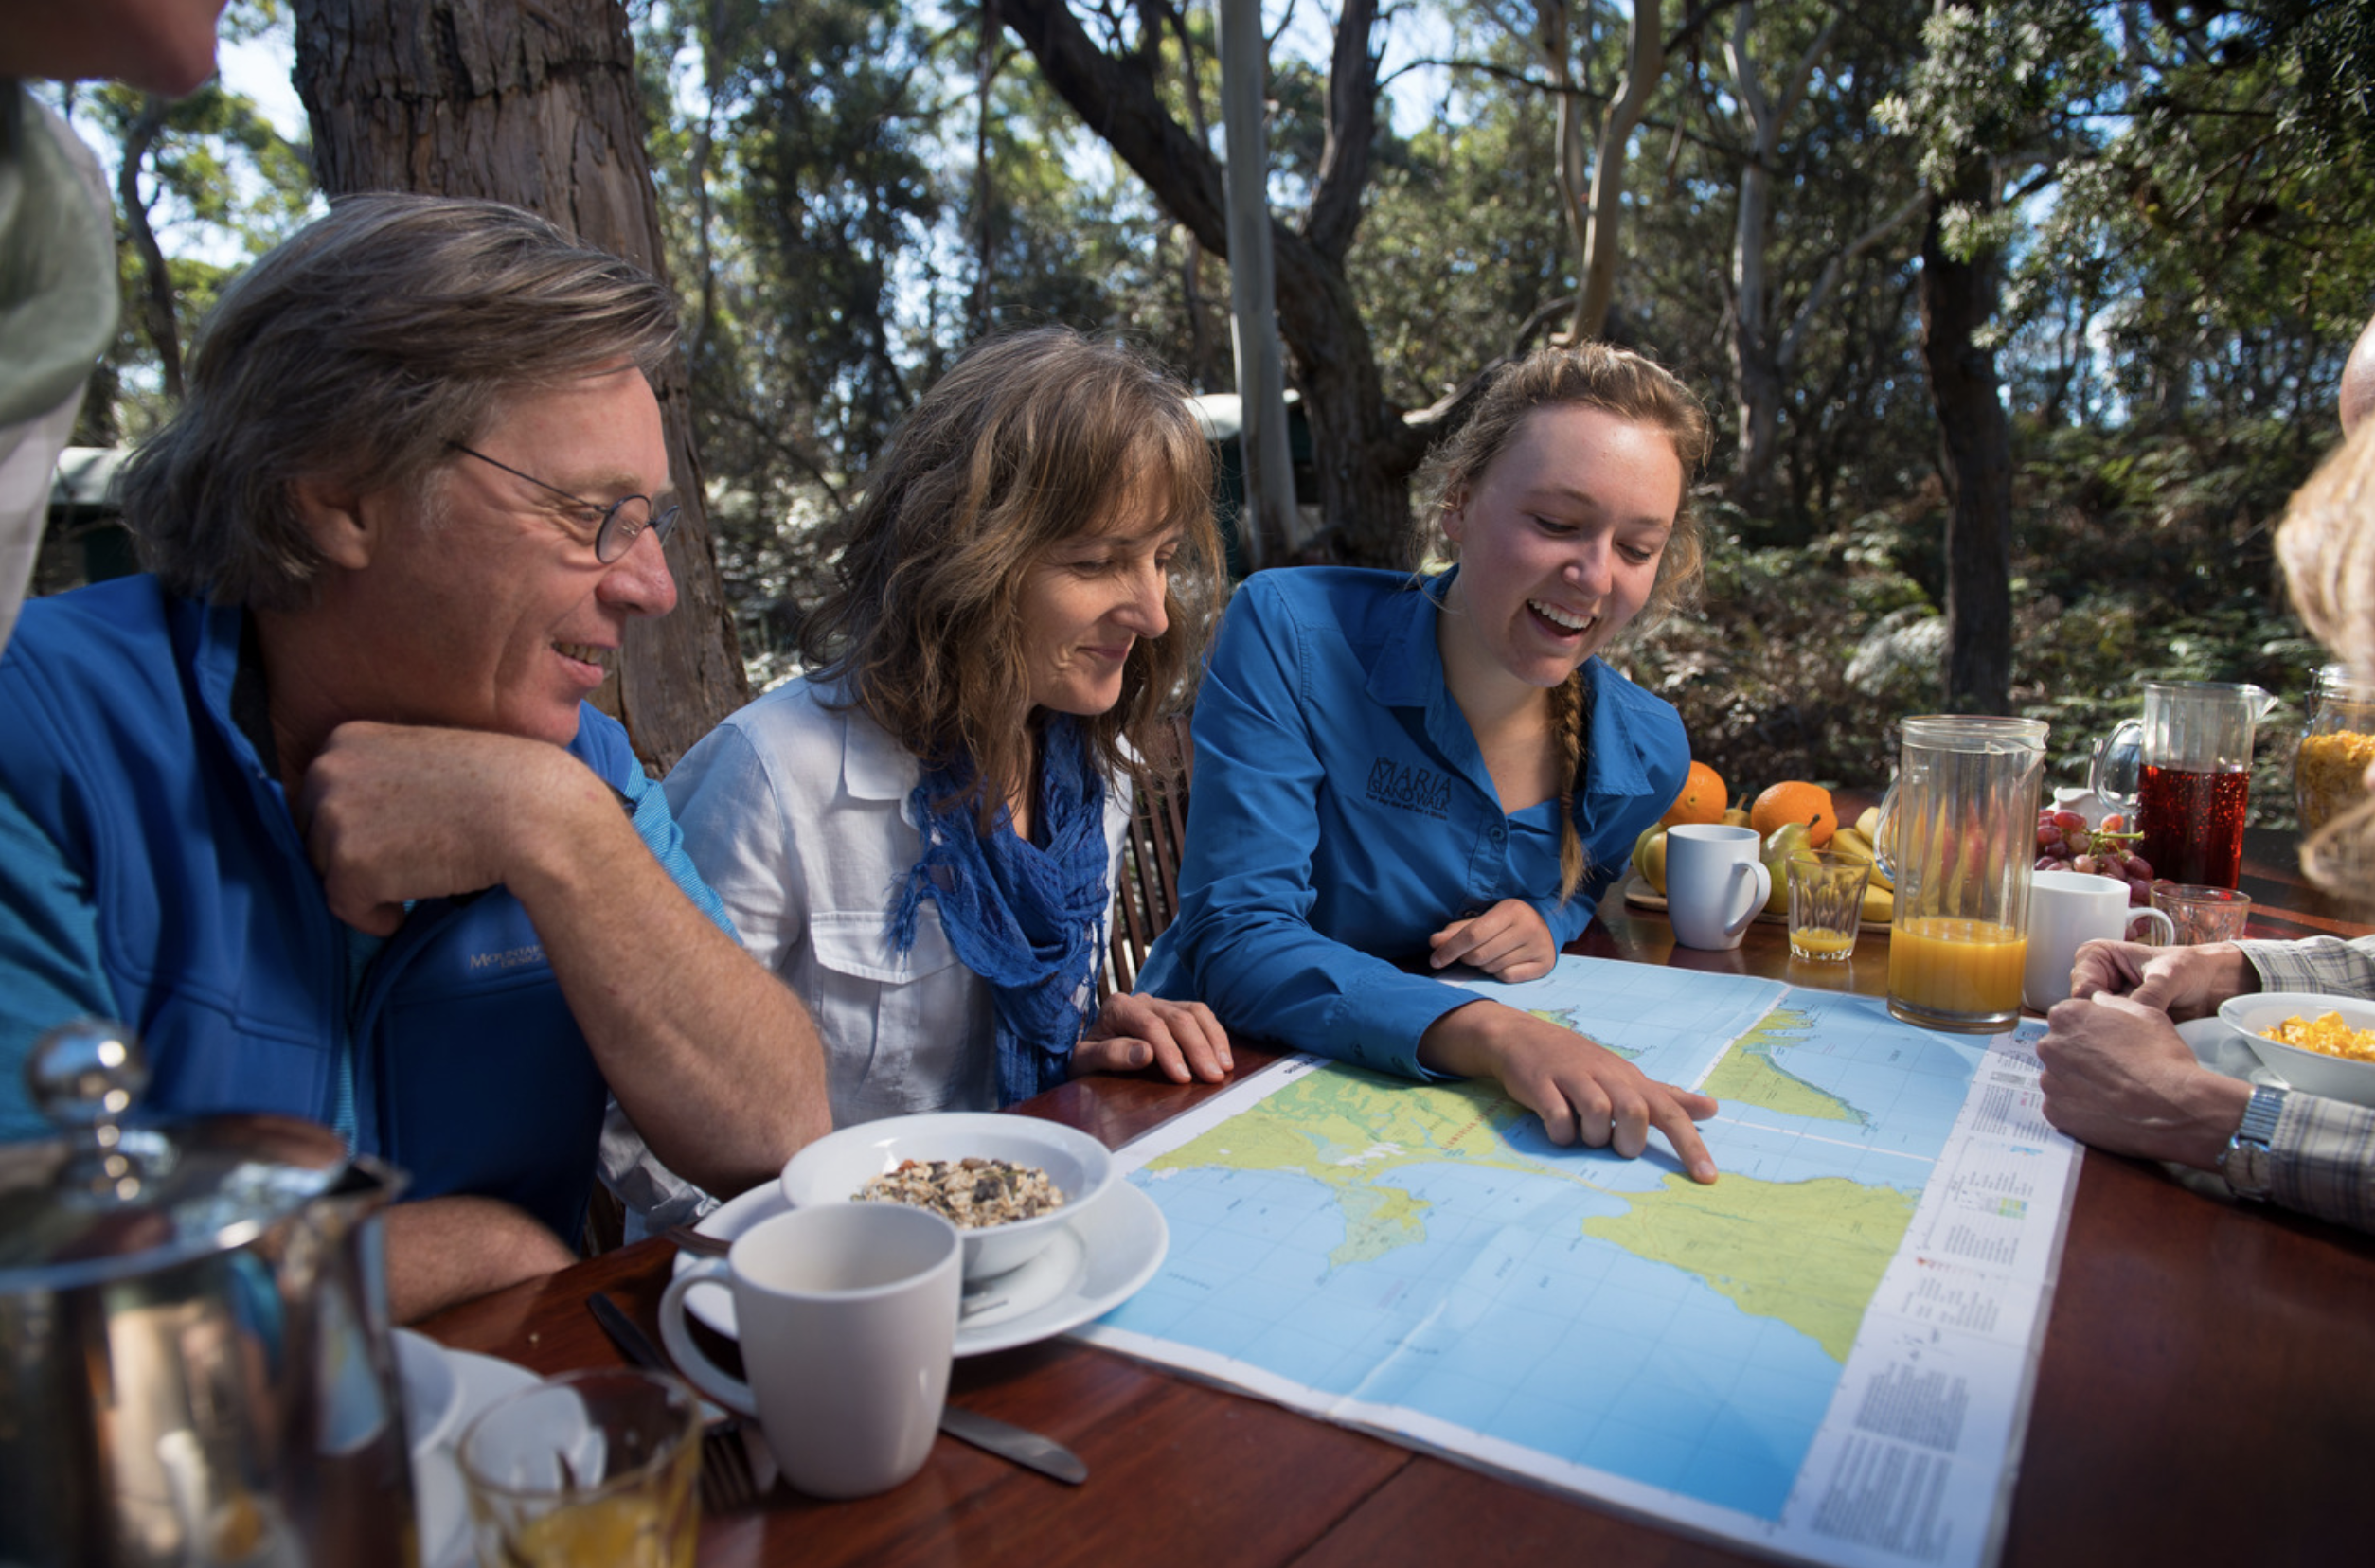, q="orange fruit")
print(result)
[1659,760,1726,828]
[1749,780,1835,847]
